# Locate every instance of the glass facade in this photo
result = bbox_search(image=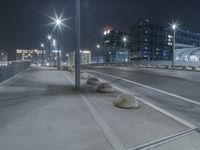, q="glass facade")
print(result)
[101,28,130,63]
[130,19,172,61]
